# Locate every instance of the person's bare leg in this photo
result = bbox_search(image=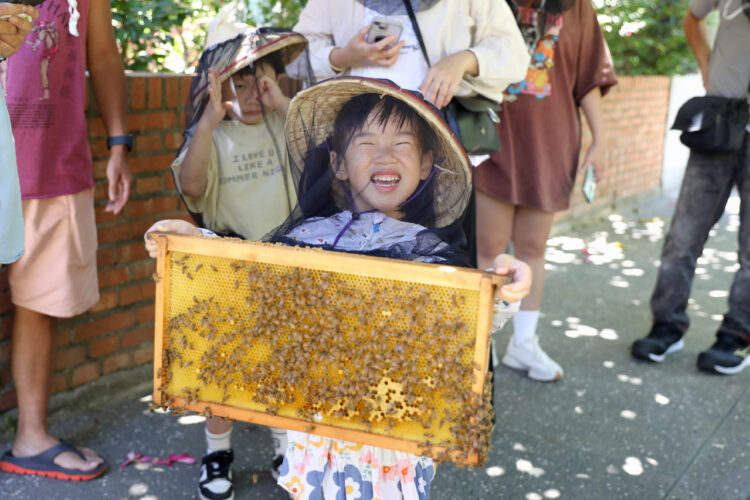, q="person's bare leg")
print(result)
[510,206,555,311]
[11,305,102,470]
[205,417,233,435]
[475,189,515,270]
